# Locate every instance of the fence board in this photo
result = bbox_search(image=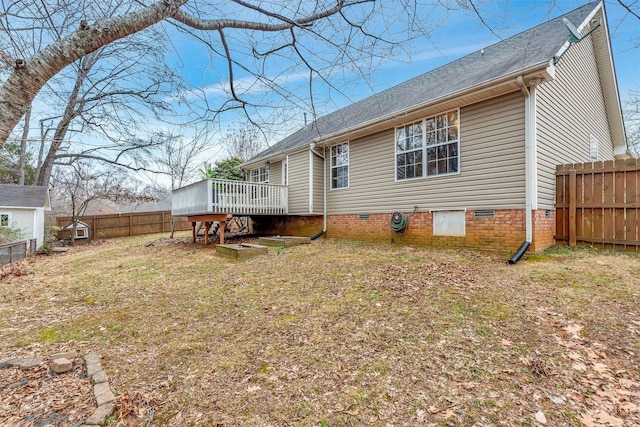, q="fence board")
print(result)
[556,160,640,252]
[56,210,191,240]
